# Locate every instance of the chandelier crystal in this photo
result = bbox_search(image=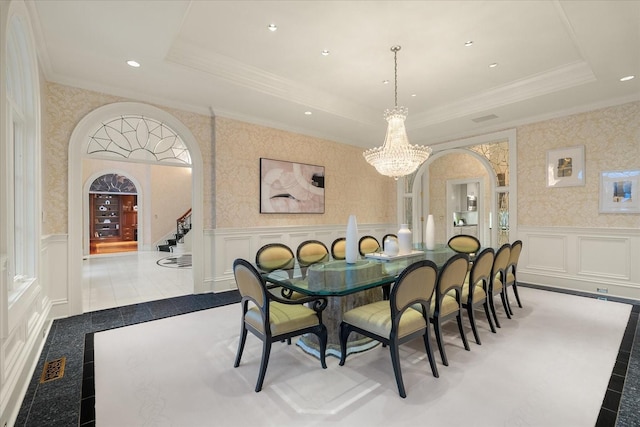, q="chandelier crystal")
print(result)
[363,46,431,180]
